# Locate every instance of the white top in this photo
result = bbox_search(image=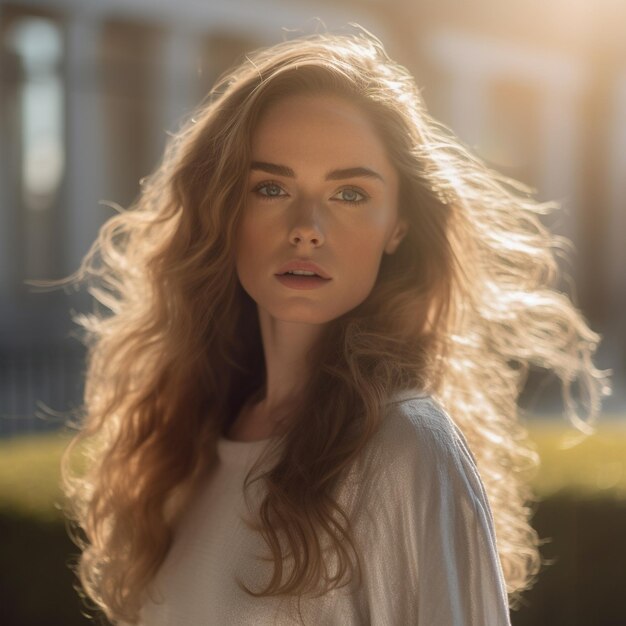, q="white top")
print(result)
[126,392,511,625]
